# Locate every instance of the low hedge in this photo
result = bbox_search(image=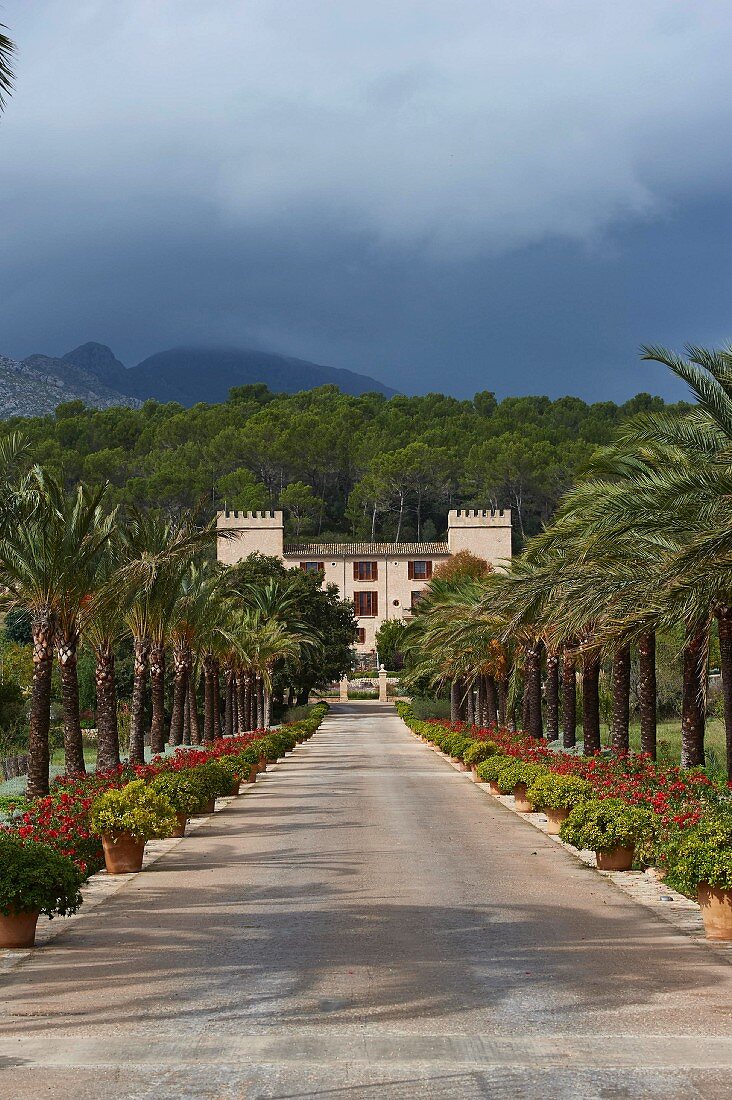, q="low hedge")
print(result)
[0,834,83,918]
[525,773,593,812]
[90,780,178,842]
[496,759,547,795]
[559,798,654,854]
[476,755,512,784]
[464,740,499,768]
